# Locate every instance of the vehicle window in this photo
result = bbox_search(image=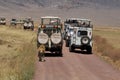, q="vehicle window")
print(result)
[77,31,87,37]
[69,29,73,32]
[42,19,50,25]
[43,28,61,37]
[42,18,60,25]
[12,19,16,21]
[1,18,5,21]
